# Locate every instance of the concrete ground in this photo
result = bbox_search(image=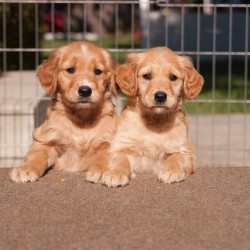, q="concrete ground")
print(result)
[1,167,250,250]
[188,114,250,167]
